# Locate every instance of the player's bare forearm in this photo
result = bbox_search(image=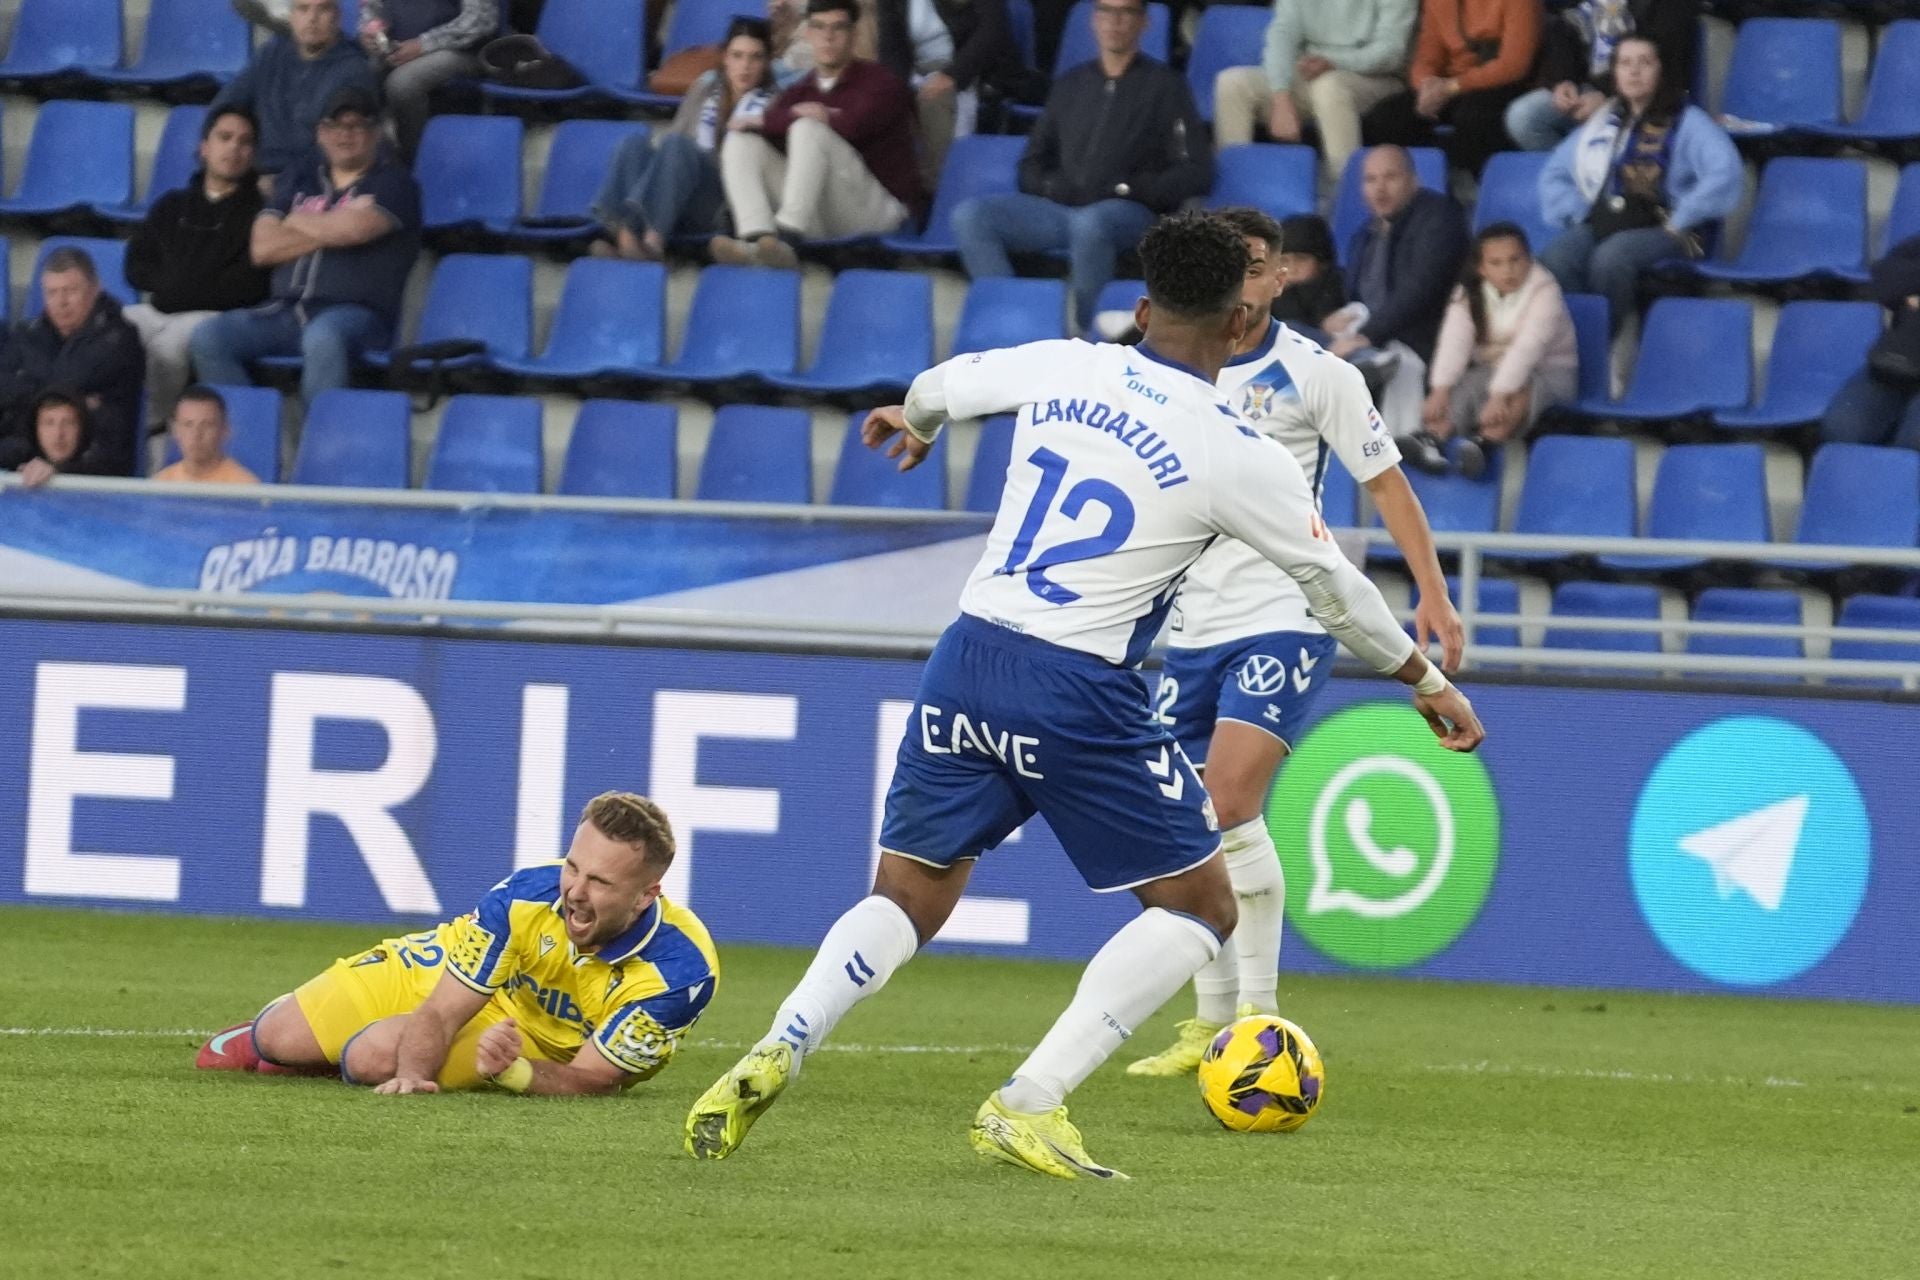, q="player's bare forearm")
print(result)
[1367,467,1465,671]
[518,1059,629,1096]
[390,1005,460,1084]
